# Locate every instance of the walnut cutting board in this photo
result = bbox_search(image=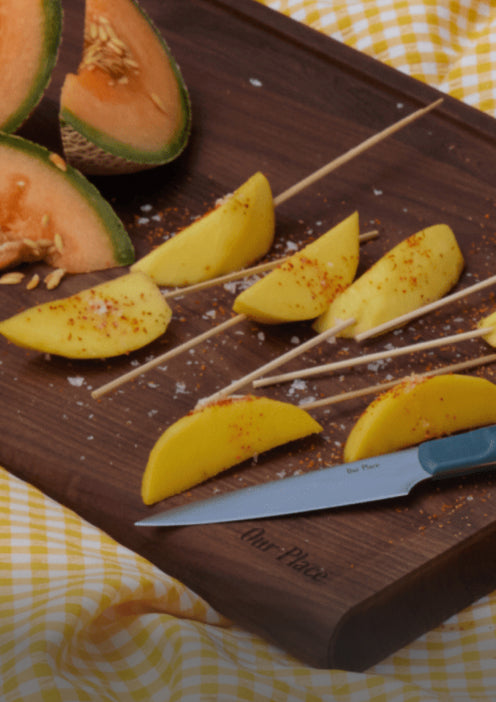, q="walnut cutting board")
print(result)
[3,0,496,671]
